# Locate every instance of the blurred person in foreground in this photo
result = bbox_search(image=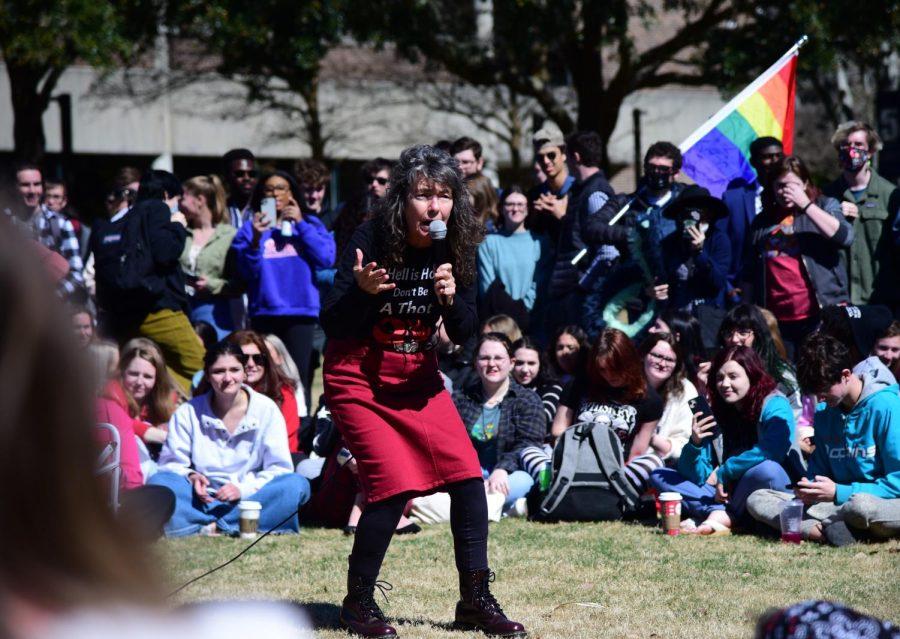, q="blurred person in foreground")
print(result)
[0,223,312,638]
